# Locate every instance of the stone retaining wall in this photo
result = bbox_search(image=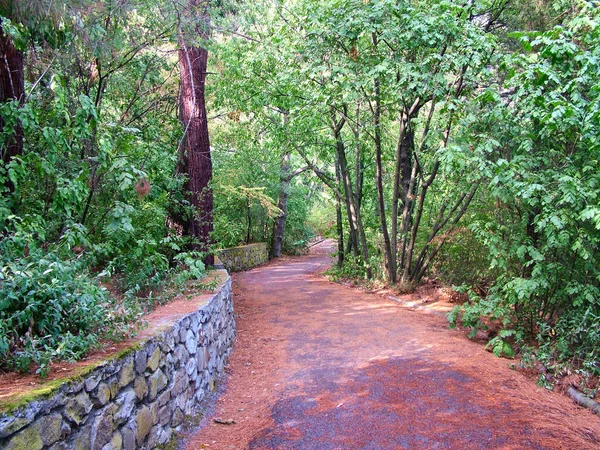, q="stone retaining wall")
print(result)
[0,270,236,450]
[217,243,268,272]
